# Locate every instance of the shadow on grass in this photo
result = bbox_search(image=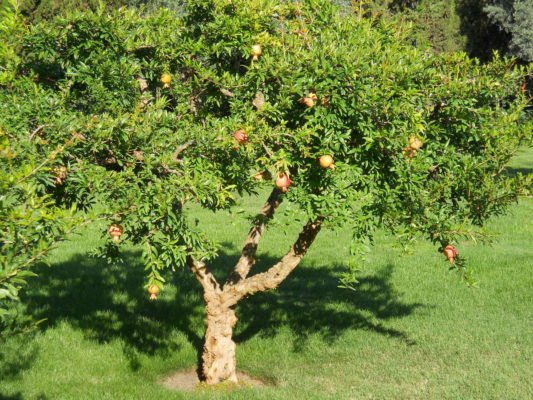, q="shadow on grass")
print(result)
[0,336,39,380]
[19,247,424,372]
[22,251,204,368]
[235,263,421,350]
[0,394,23,400]
[0,339,42,399]
[503,167,533,178]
